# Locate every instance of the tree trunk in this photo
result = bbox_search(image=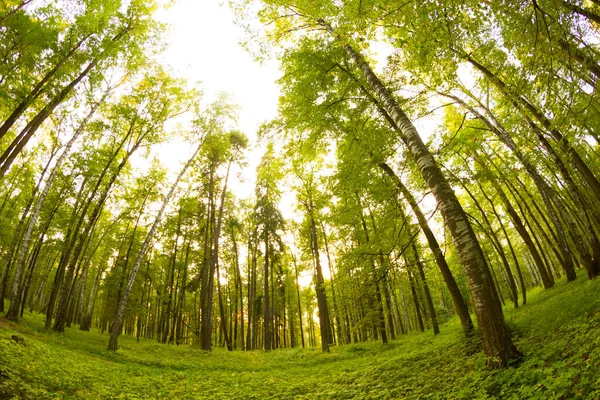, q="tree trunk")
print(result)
[379,162,474,333]
[0,58,100,178]
[231,225,245,350]
[108,141,203,351]
[447,91,580,281]
[412,244,440,334]
[200,159,232,350]
[54,128,138,332]
[263,230,271,351]
[321,222,344,344]
[292,253,305,348]
[307,206,331,351]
